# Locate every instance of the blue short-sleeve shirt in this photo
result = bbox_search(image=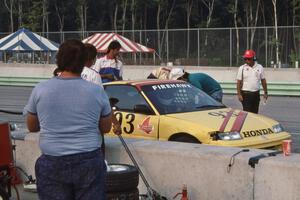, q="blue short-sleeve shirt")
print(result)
[24,76,111,156]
